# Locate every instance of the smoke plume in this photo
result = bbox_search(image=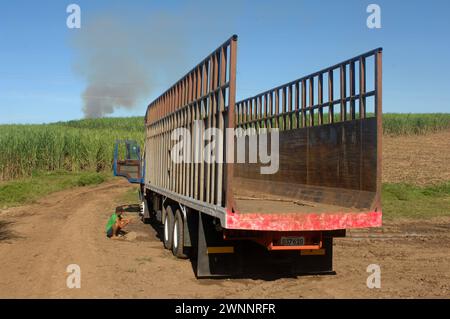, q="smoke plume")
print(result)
[72,13,186,118]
